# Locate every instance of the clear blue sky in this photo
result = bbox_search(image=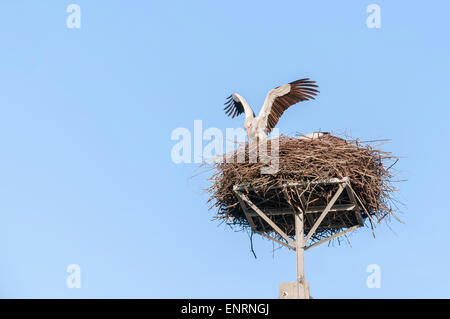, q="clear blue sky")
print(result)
[0,1,449,298]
